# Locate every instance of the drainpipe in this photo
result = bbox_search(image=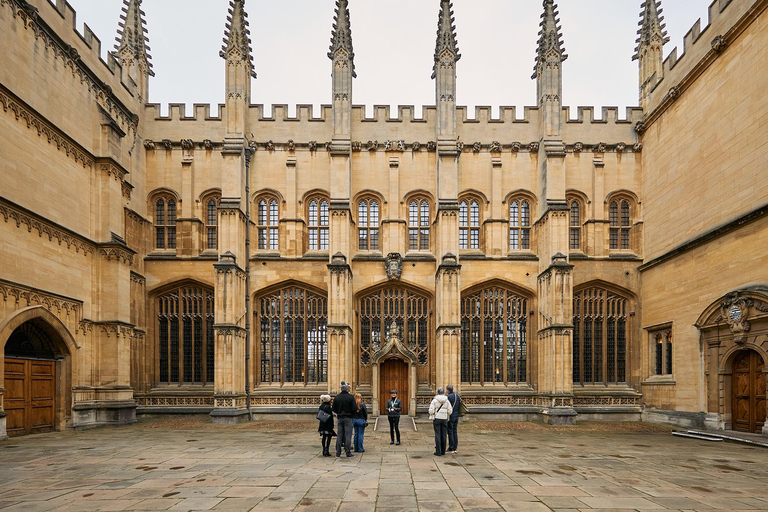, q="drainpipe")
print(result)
[244,144,253,421]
